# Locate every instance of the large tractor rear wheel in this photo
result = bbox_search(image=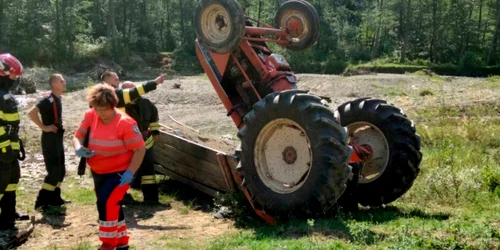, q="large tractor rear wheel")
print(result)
[274,0,320,51]
[194,0,246,54]
[335,98,422,207]
[237,90,351,217]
